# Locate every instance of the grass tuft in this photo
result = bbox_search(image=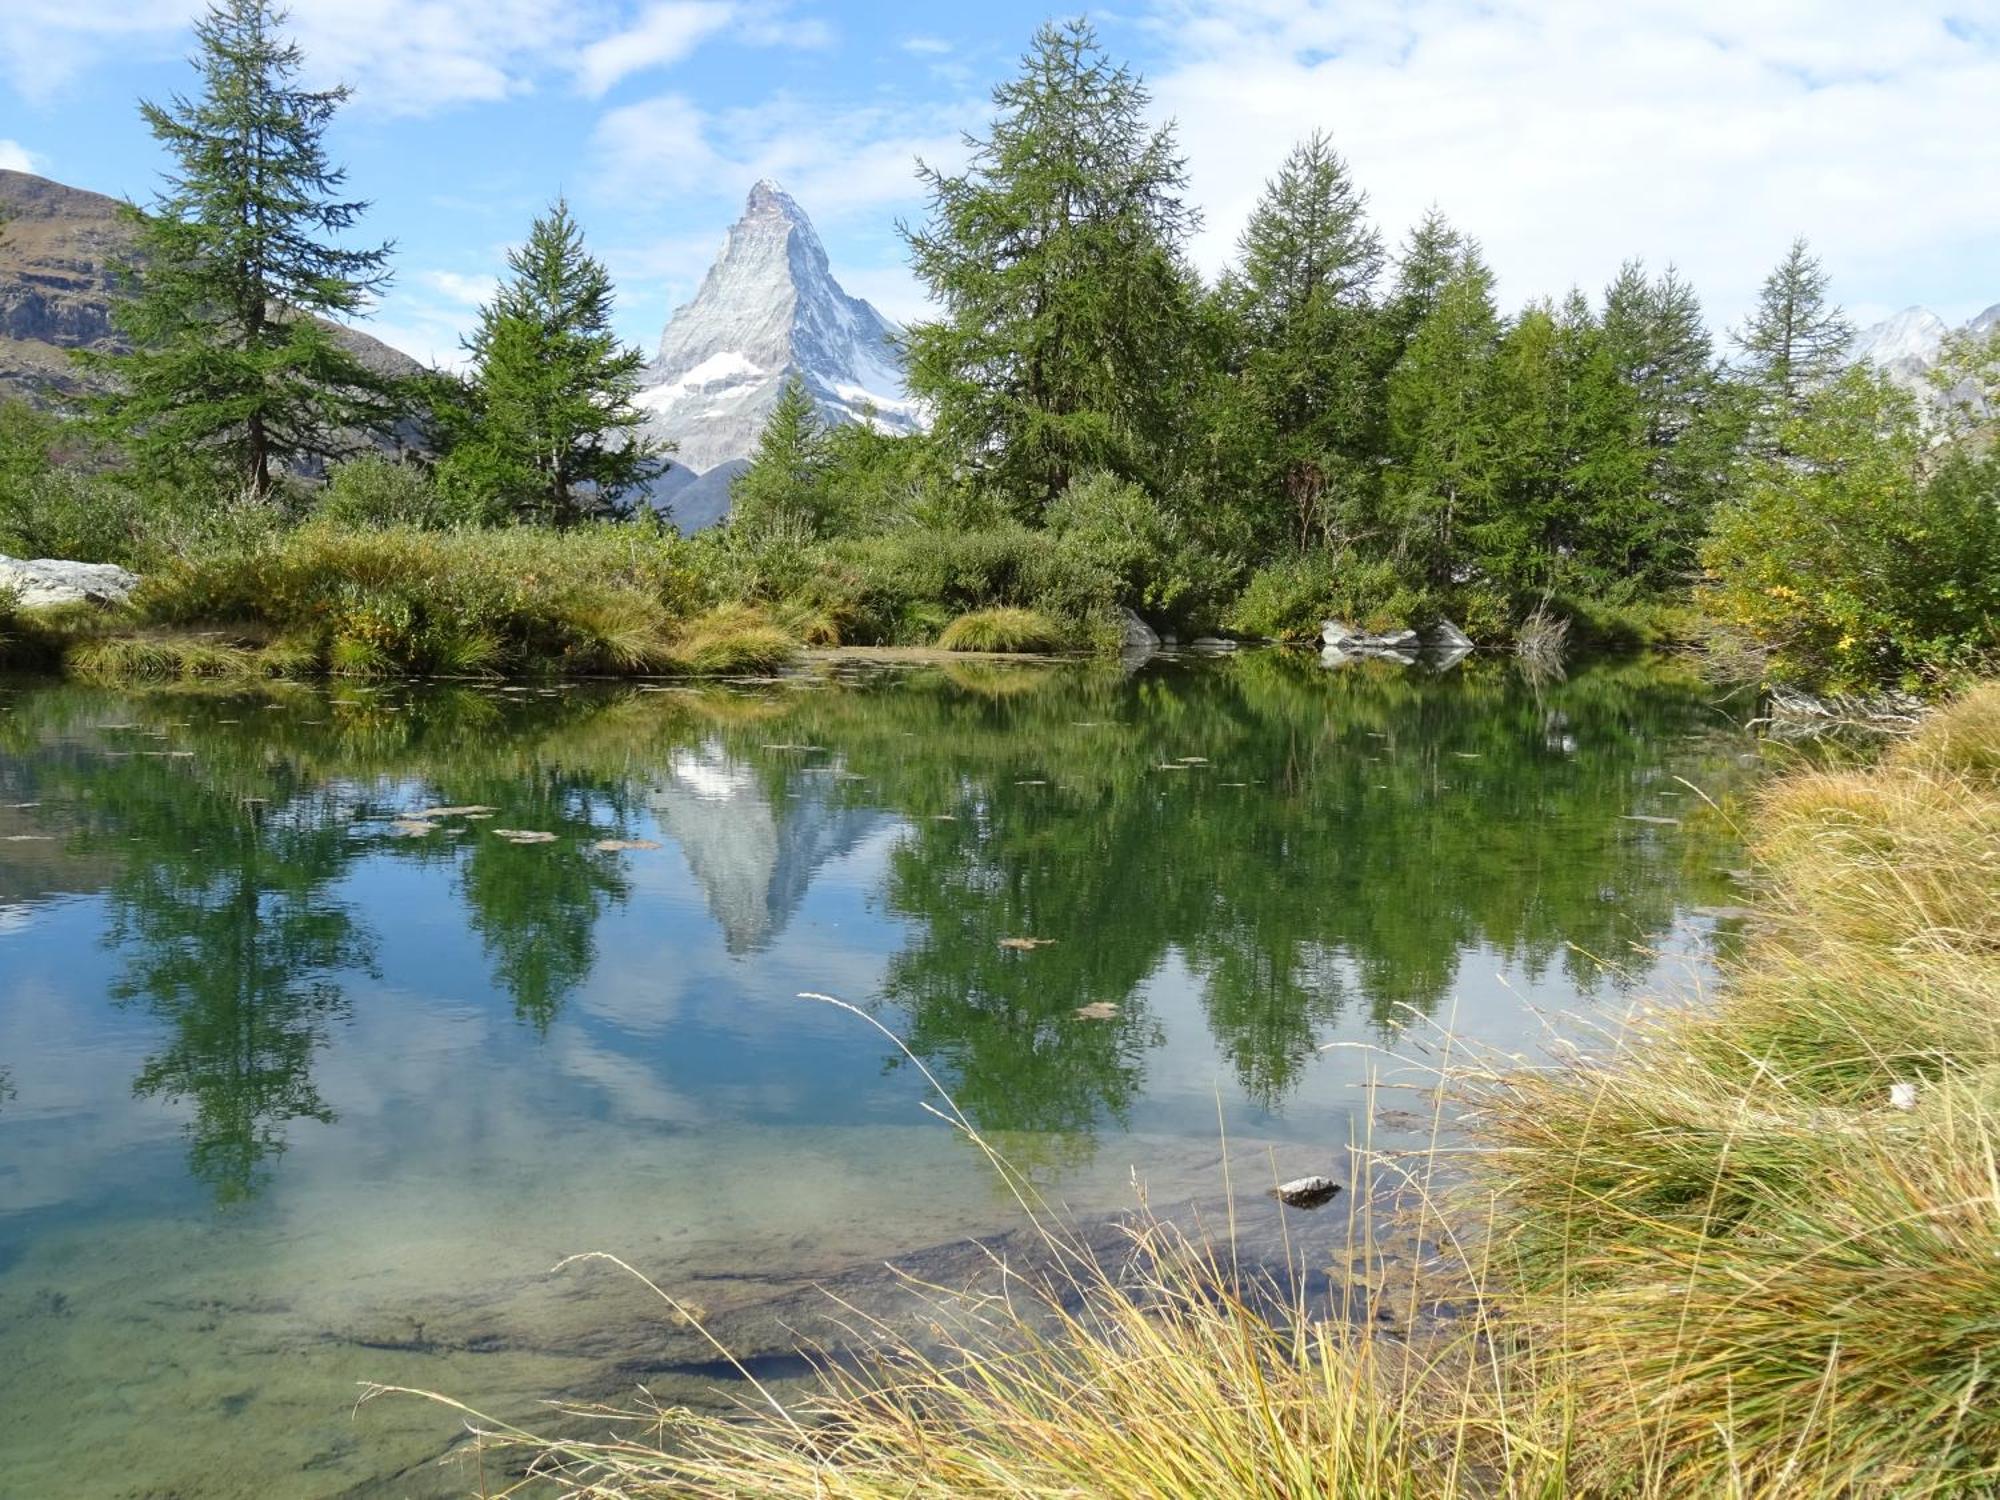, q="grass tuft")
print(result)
[937,606,1069,653]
